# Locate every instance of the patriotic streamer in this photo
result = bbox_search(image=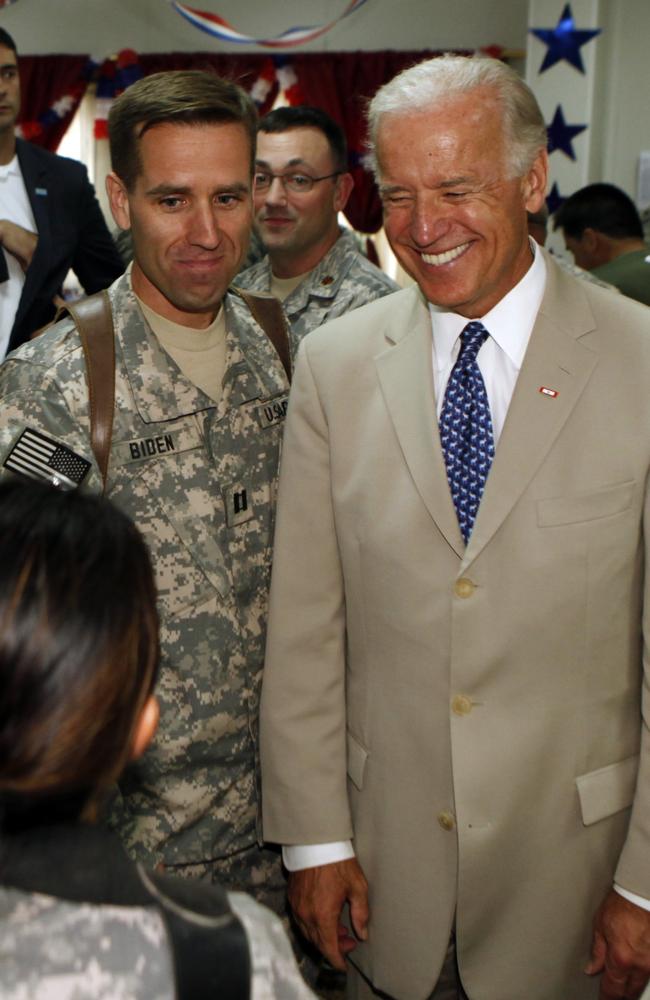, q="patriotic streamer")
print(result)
[171,0,369,48]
